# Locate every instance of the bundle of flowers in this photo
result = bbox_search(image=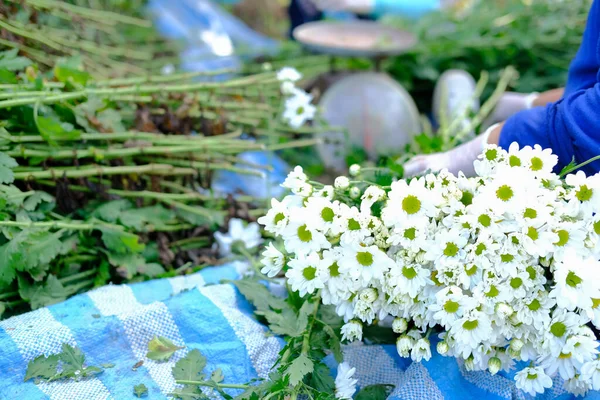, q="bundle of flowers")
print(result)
[258,144,600,396]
